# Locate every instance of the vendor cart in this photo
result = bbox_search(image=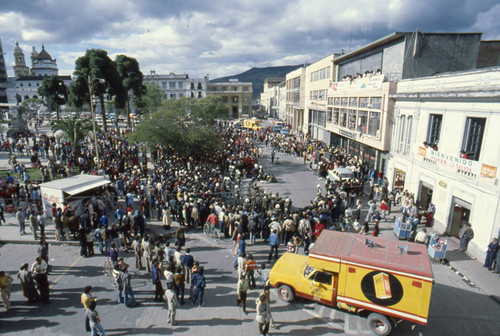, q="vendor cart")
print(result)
[427,233,447,263]
[394,217,412,240]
